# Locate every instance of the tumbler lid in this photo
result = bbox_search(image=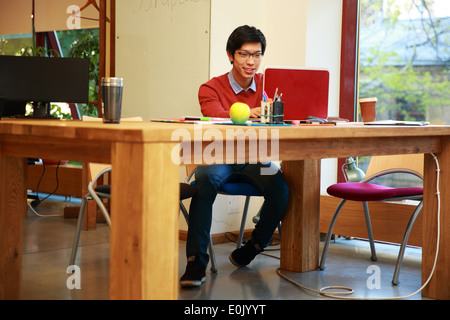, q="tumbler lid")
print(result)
[101,77,123,86]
